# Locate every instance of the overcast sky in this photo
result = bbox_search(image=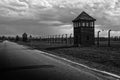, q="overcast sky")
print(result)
[0,0,120,37]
